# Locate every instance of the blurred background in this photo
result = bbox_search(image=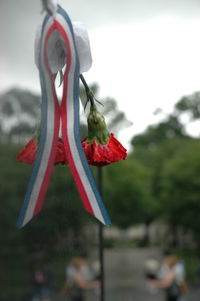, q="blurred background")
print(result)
[1,0,200,300]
